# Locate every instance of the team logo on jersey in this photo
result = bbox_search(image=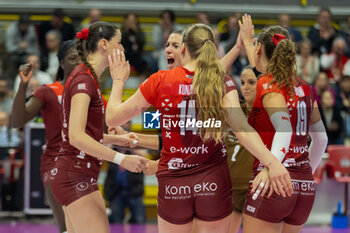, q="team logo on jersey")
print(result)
[294,86,305,97]
[167,158,200,170]
[77,83,87,90]
[143,110,161,129]
[50,168,58,176]
[76,182,89,191]
[246,205,256,213]
[225,80,235,87]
